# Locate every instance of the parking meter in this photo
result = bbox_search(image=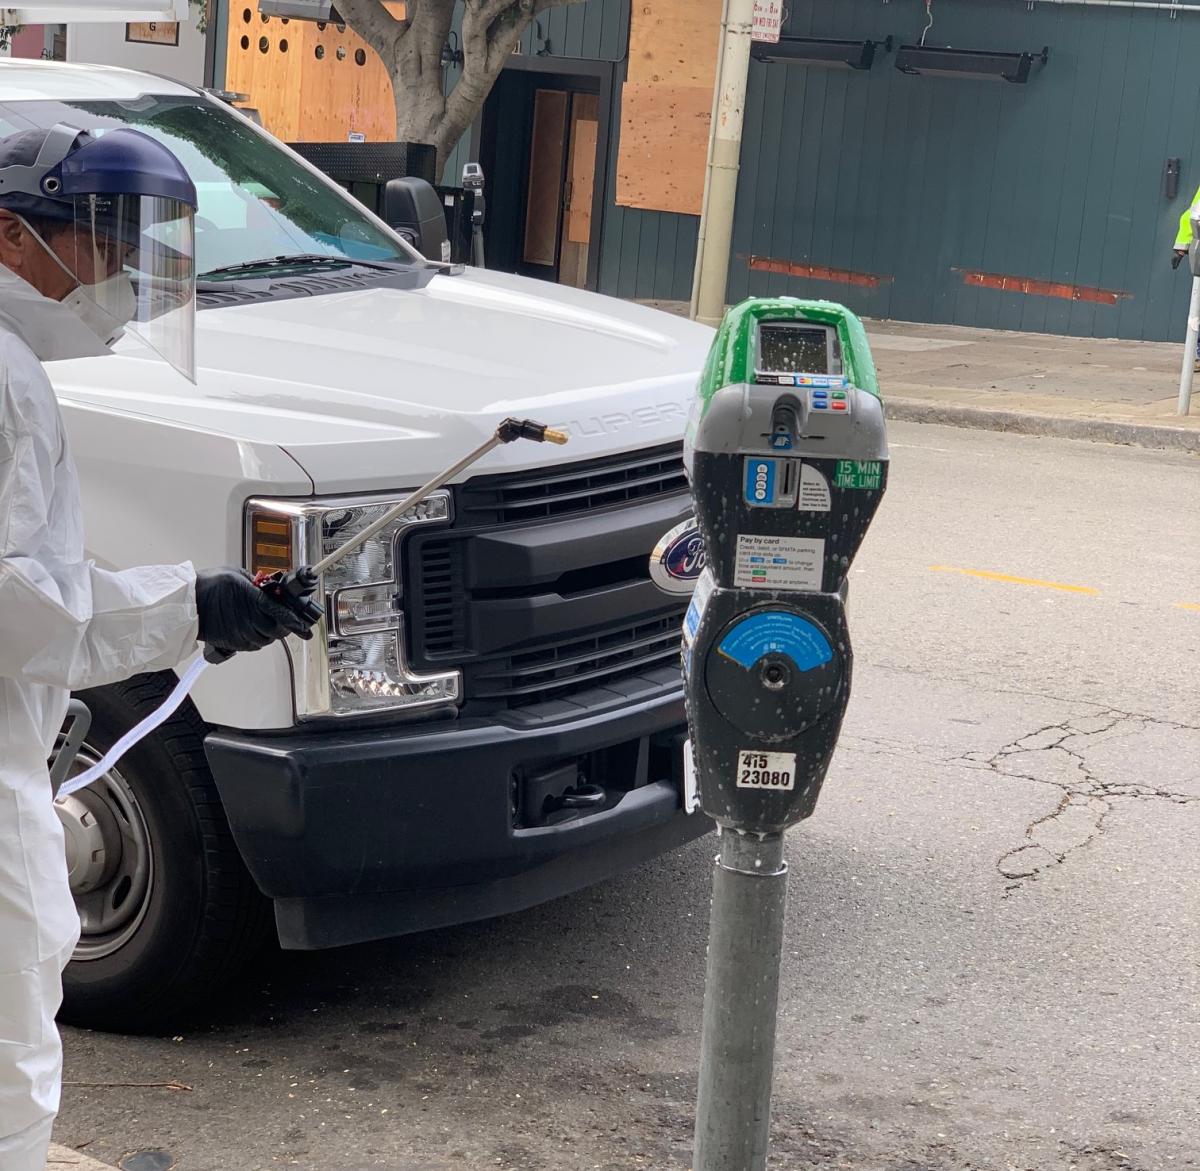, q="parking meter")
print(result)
[683,297,887,833]
[680,297,888,1171]
[462,162,486,268]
